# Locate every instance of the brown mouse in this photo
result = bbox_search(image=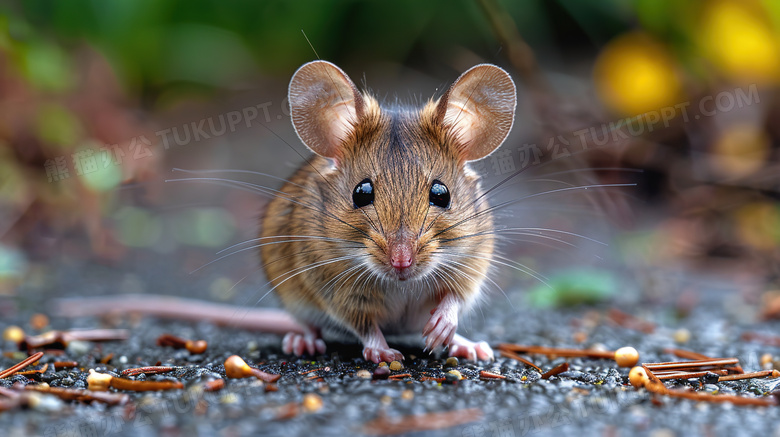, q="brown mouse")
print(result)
[260,60,517,363]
